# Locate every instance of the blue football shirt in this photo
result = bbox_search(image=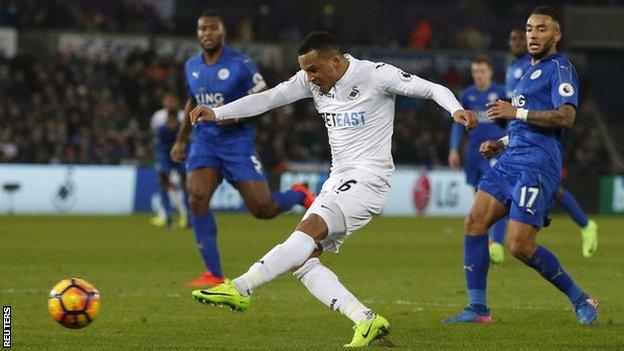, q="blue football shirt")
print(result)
[184,46,266,141]
[505,53,579,178]
[451,83,508,158]
[505,54,532,99]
